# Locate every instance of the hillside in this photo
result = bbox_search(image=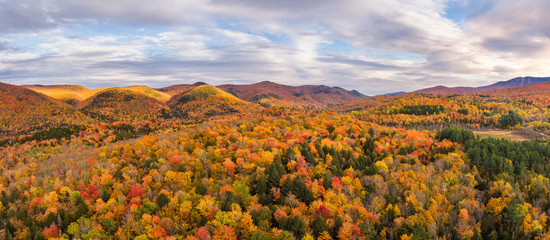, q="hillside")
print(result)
[168,84,260,118]
[416,76,550,95]
[481,76,550,91]
[24,81,368,109]
[485,81,550,96]
[79,88,170,122]
[24,85,171,104]
[217,81,368,108]
[157,82,208,96]
[3,79,550,239]
[120,86,172,103]
[482,81,550,109]
[24,84,102,105]
[0,82,90,136]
